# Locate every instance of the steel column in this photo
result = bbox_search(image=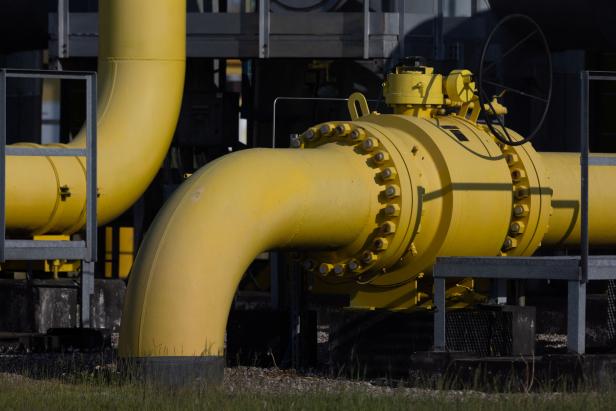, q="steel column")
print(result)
[363,0,370,59]
[0,70,6,263]
[259,0,270,58]
[290,259,302,369]
[433,276,446,351]
[397,0,405,60]
[81,261,95,327]
[567,279,586,354]
[580,71,589,283]
[58,0,70,58]
[85,73,97,262]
